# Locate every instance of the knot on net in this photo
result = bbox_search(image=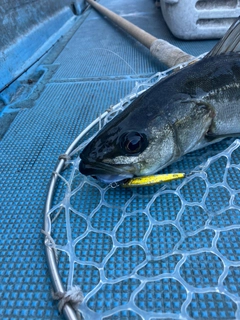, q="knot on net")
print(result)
[52,286,84,316]
[59,153,72,162]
